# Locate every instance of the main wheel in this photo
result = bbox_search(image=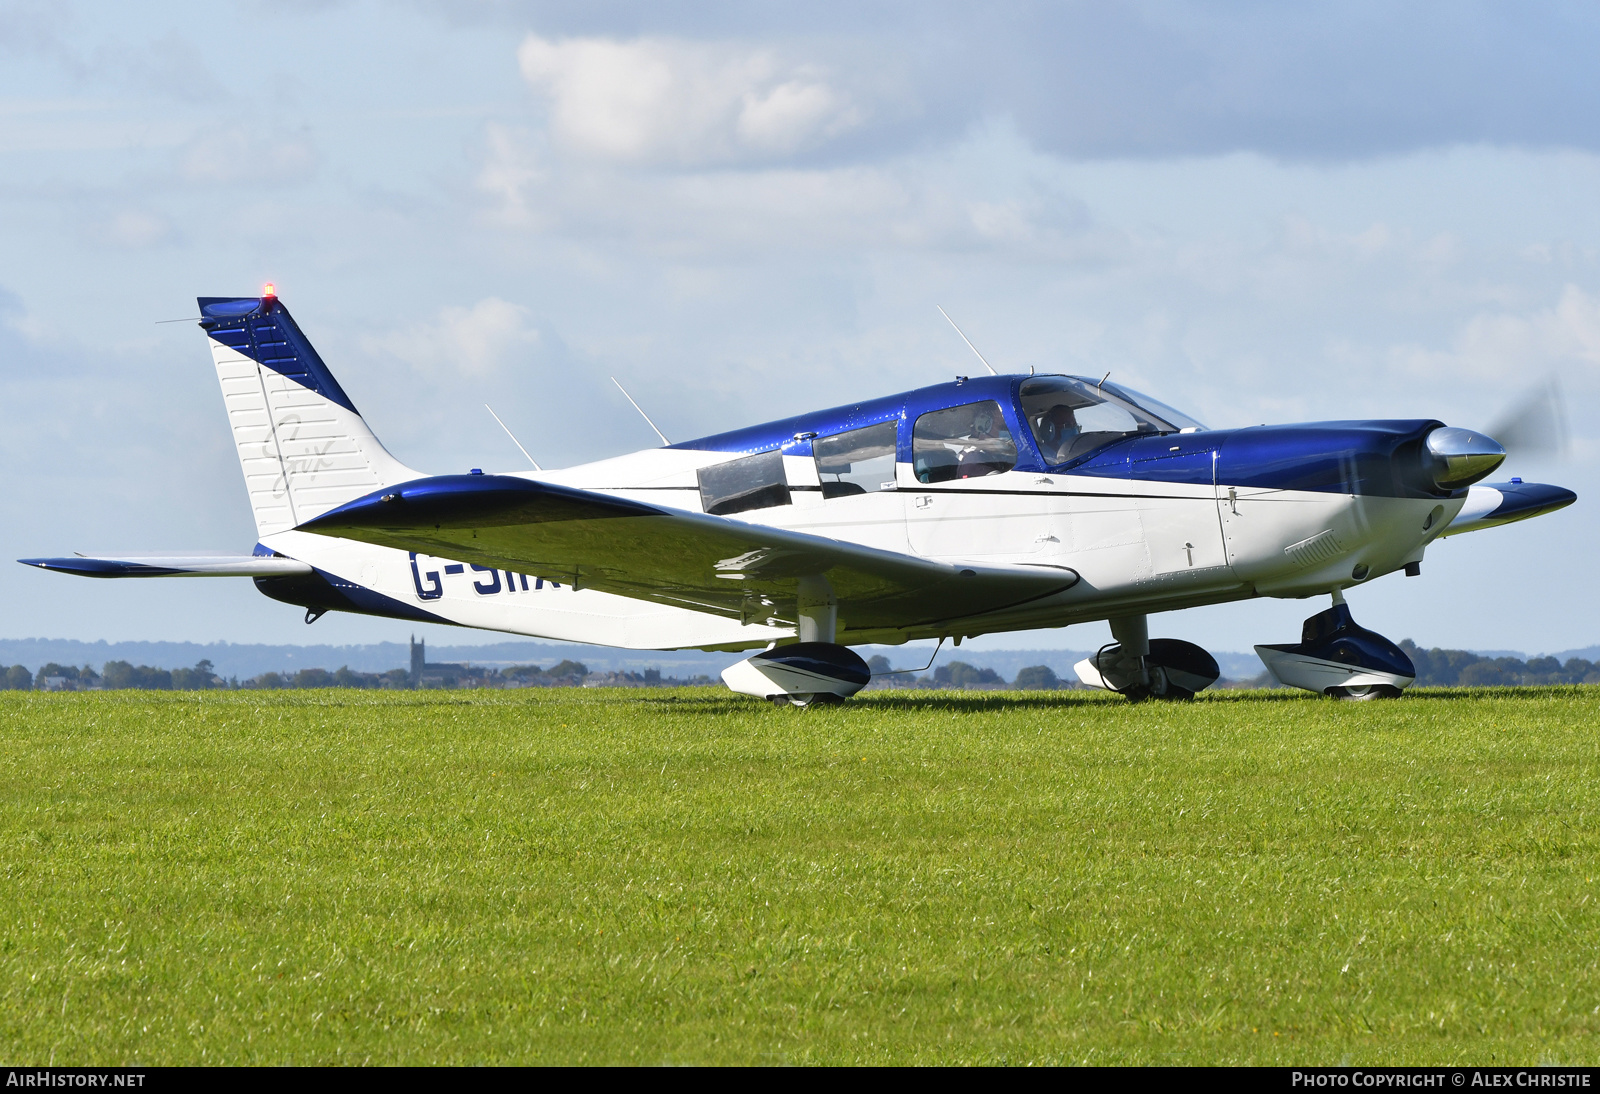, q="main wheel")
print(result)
[773,693,845,708]
[1325,684,1403,701]
[1121,666,1195,702]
